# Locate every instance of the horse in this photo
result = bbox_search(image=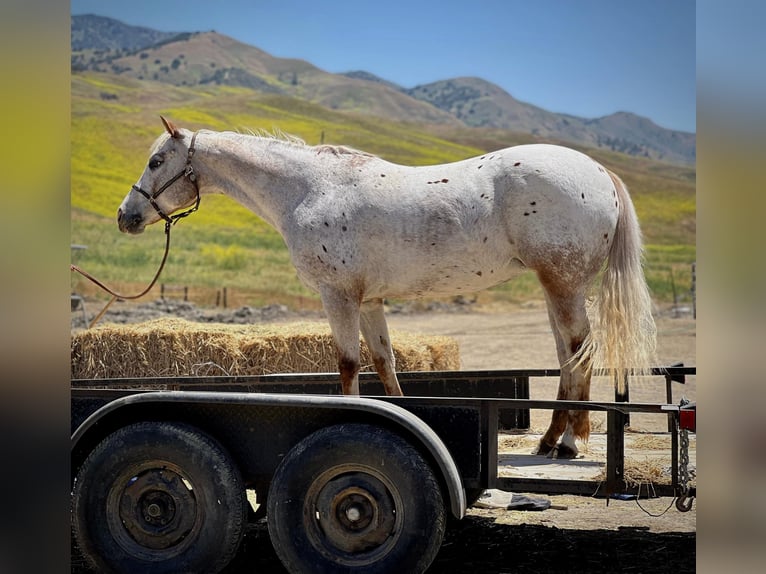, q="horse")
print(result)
[118,117,656,458]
